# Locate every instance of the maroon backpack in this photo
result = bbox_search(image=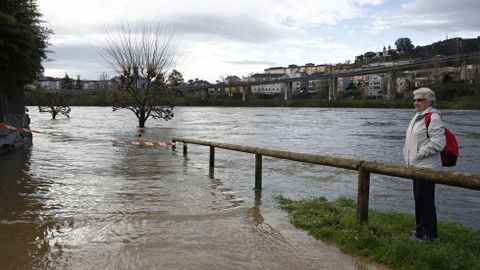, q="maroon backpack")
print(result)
[424,112,459,167]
